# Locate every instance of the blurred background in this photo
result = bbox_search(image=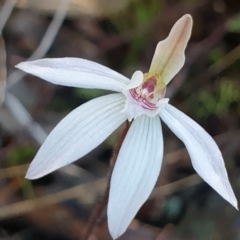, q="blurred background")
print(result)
[0,0,240,239]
